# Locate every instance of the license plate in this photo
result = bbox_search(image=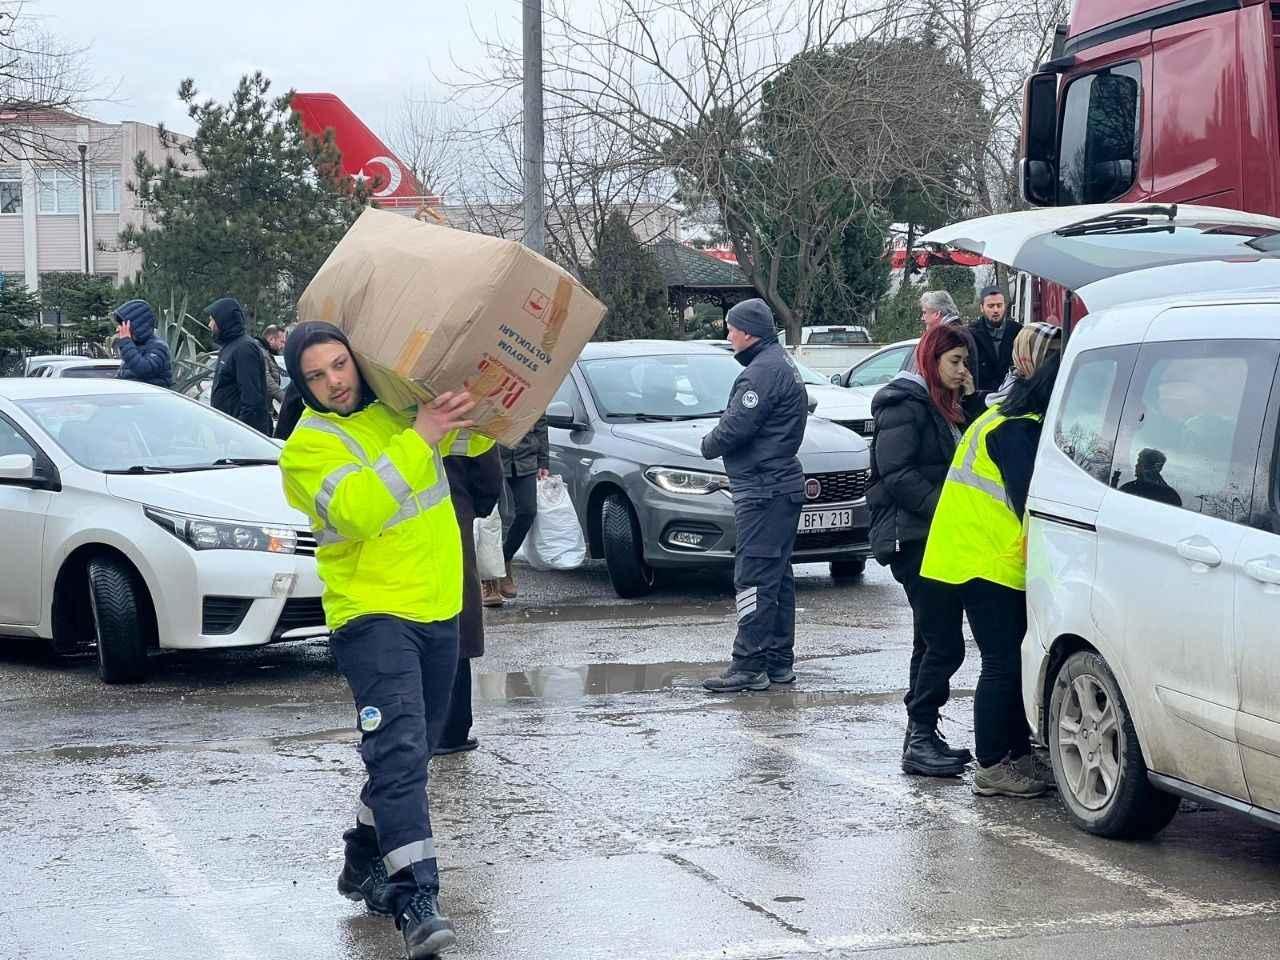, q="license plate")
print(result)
[798,507,853,533]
